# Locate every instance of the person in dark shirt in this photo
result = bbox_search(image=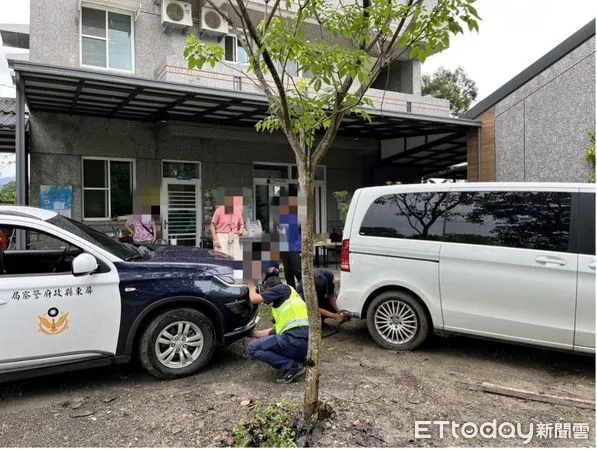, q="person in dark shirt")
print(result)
[277,195,302,289]
[297,268,349,324]
[246,271,309,384]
